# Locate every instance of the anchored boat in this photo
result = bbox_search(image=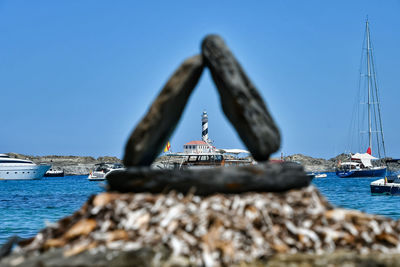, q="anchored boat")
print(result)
[336,19,387,178]
[0,154,51,180]
[88,162,124,181]
[315,173,327,178]
[44,168,65,177]
[336,153,386,178]
[370,159,400,195]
